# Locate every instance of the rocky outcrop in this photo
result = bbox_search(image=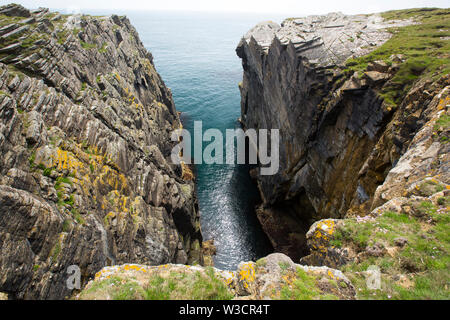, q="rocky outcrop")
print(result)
[0,4,202,299]
[77,252,355,300]
[236,11,449,262]
[300,84,450,268]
